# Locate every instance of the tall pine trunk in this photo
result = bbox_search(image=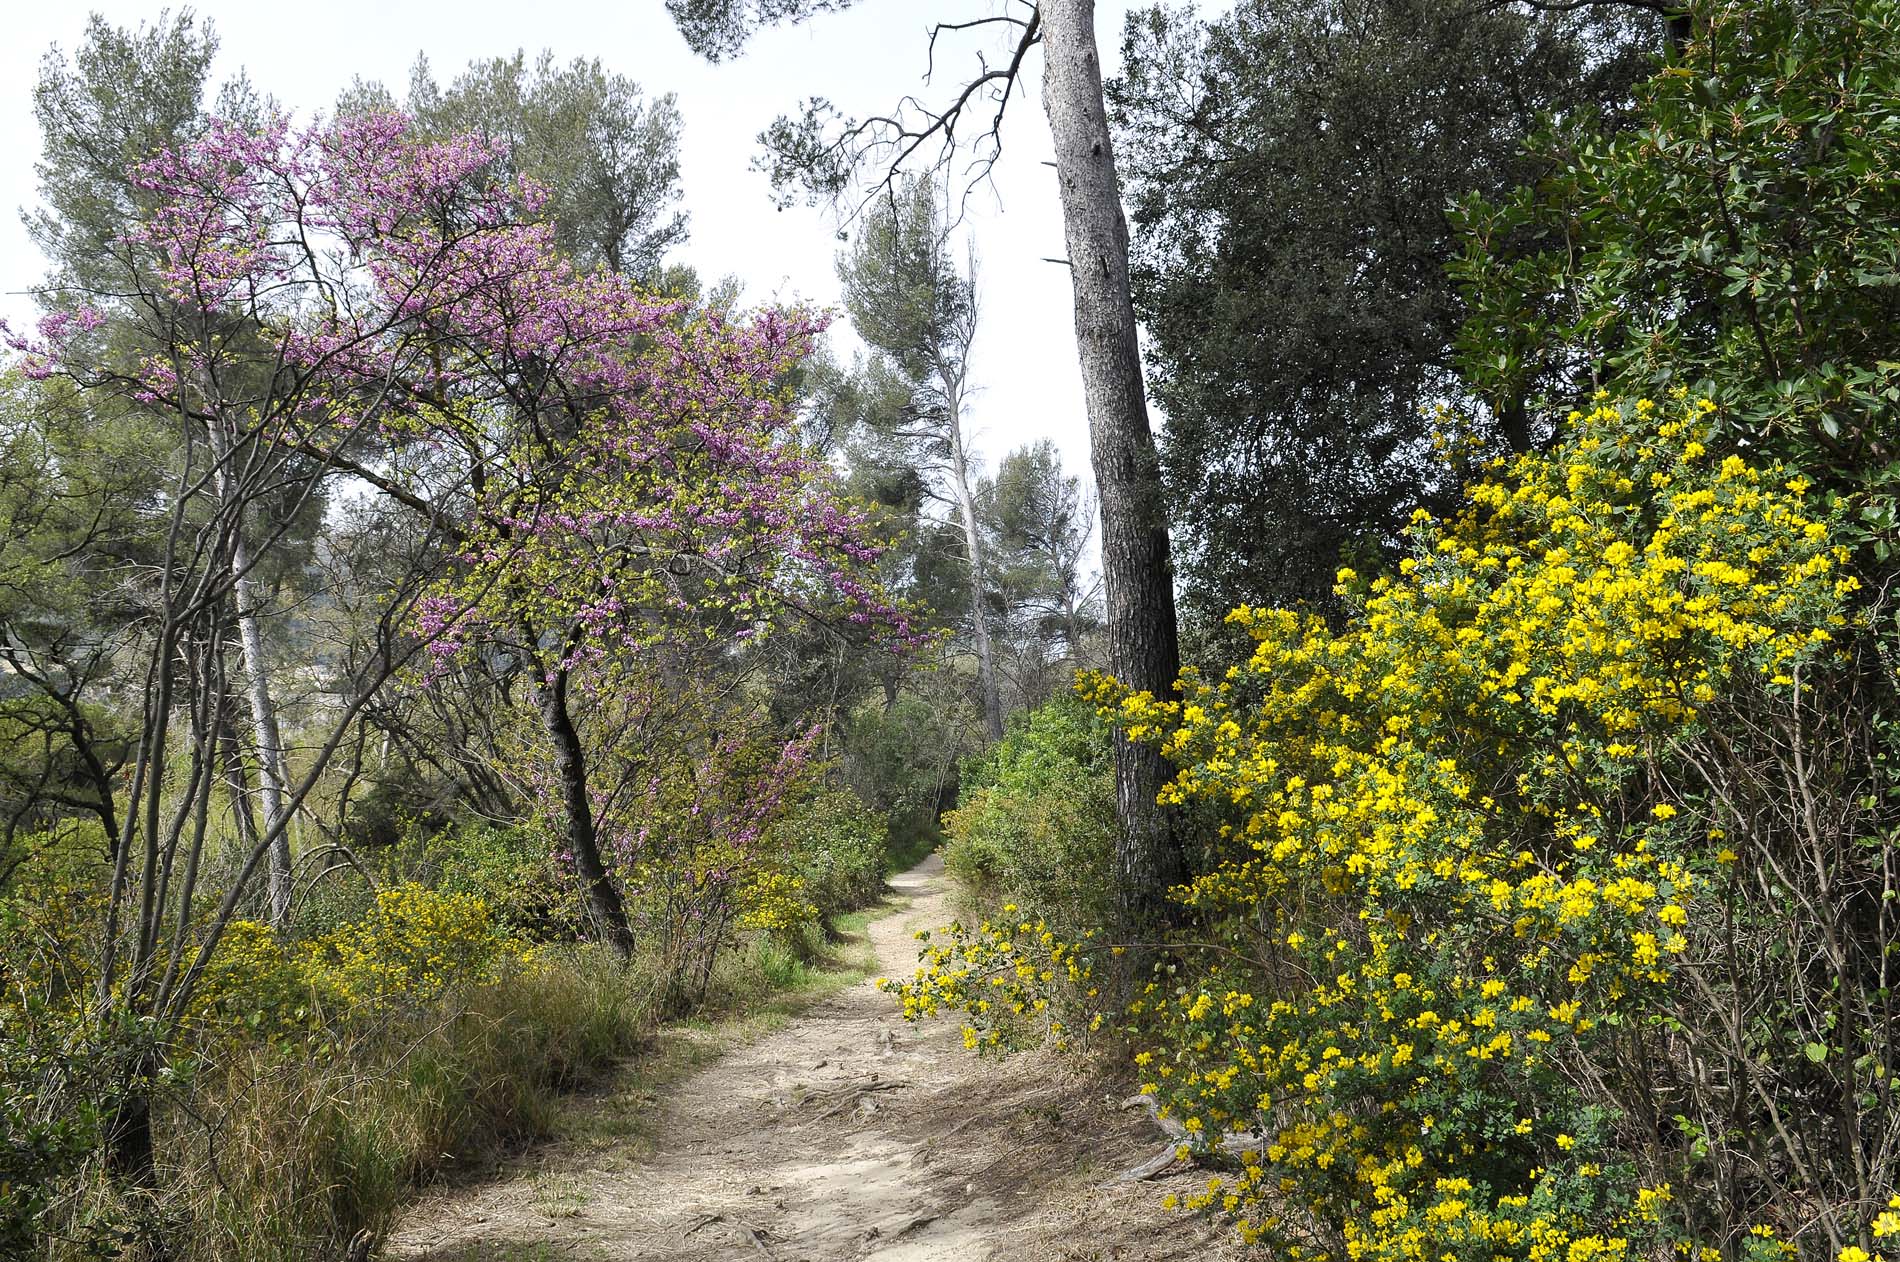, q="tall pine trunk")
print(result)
[1040,0,1186,932]
[946,389,1005,742]
[211,418,294,929]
